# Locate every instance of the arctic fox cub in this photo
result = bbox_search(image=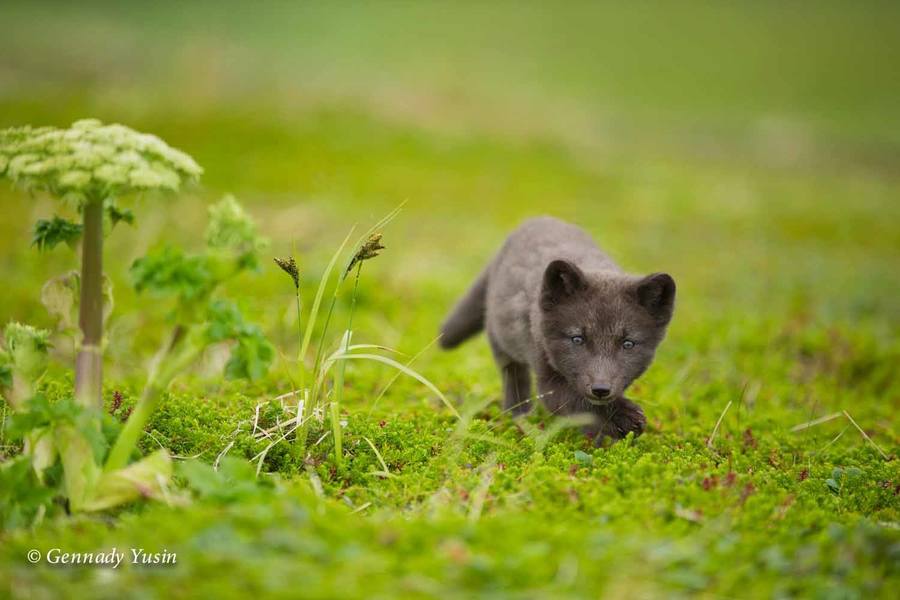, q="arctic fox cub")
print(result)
[440,217,676,443]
